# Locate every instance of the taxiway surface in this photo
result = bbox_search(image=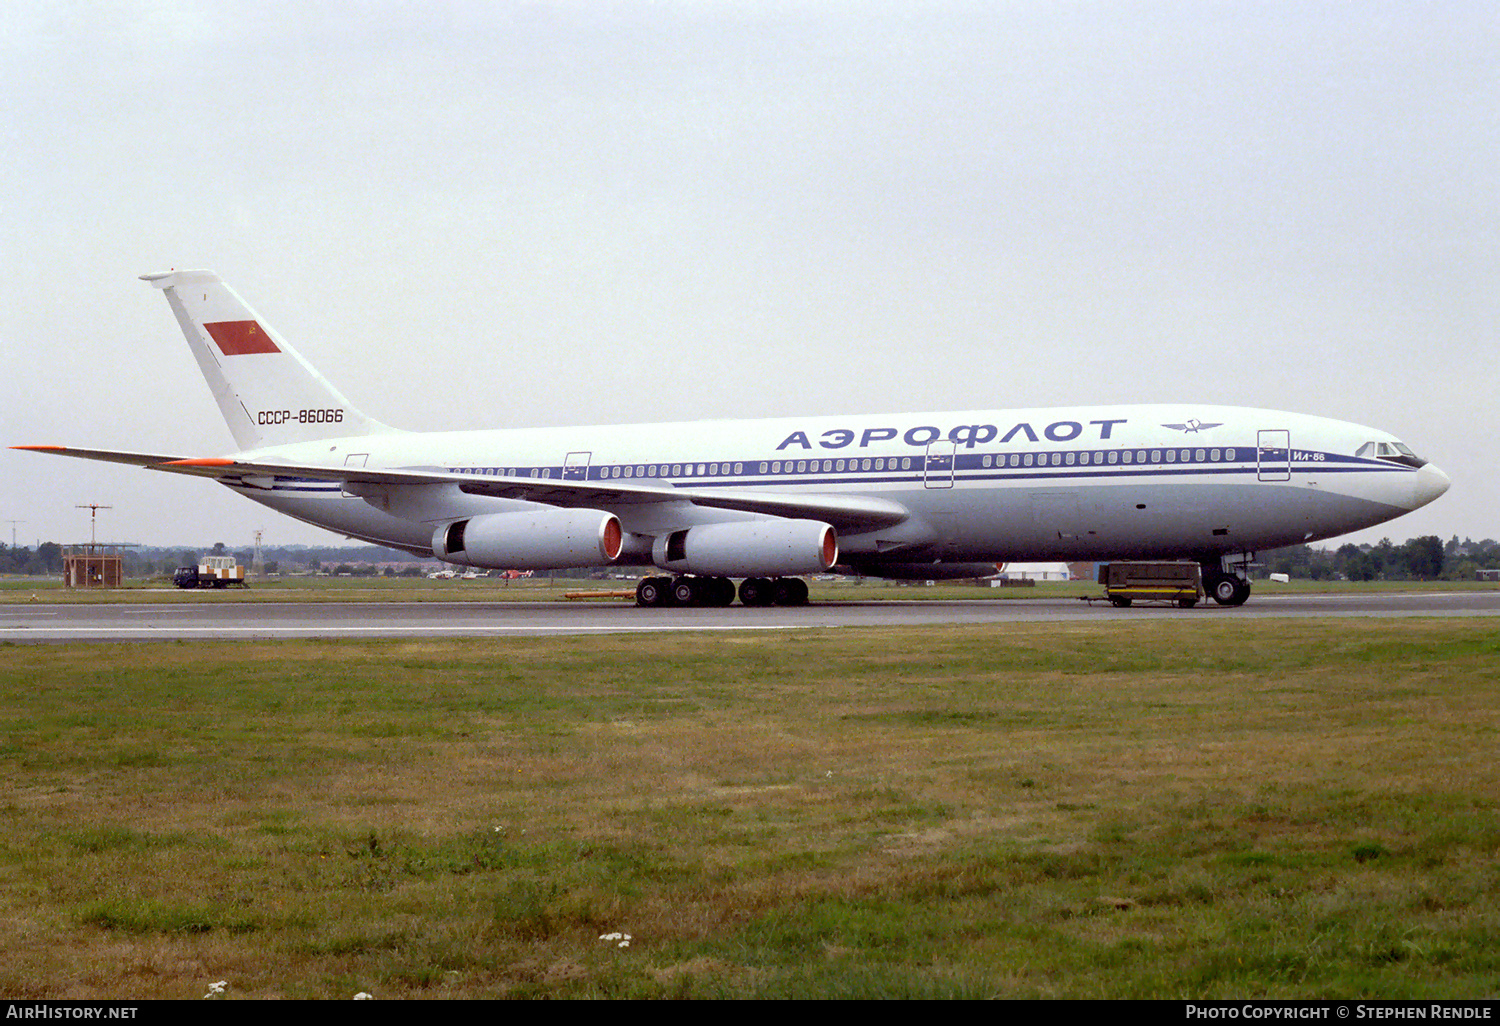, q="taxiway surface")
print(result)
[3,591,1498,643]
